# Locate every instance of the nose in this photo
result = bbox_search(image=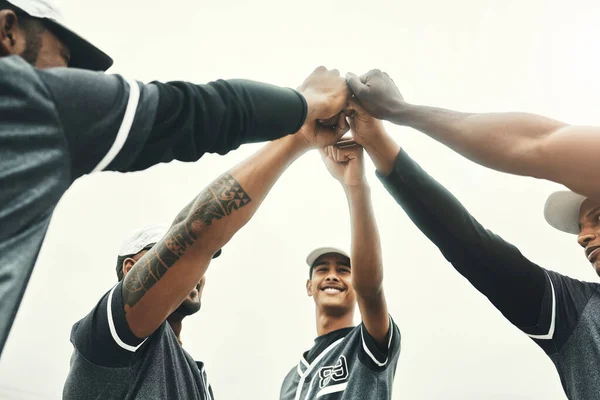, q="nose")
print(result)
[325,274,340,282]
[578,231,595,248]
